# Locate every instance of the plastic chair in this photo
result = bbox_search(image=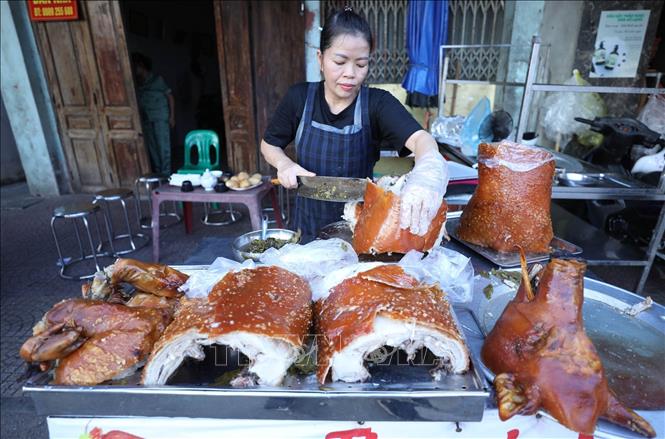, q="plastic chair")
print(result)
[177,130,221,174]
